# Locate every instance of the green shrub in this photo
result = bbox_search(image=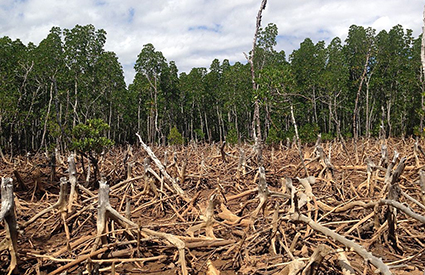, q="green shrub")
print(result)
[70,118,114,185]
[266,127,282,145]
[168,126,184,145]
[299,123,319,143]
[226,124,238,145]
[71,118,114,154]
